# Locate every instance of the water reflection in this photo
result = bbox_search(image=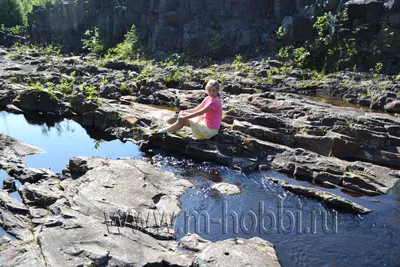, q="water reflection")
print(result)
[0,111,142,173]
[152,154,400,267]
